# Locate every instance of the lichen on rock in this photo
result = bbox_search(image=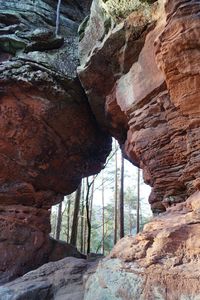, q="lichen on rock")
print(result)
[102,0,153,23]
